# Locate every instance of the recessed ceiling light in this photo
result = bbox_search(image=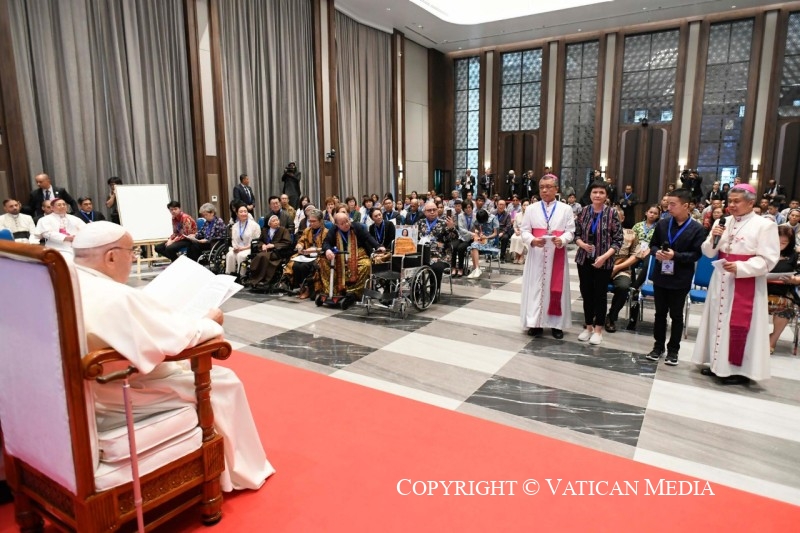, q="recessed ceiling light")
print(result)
[417,24,424,29]
[458,47,463,50]
[577,28,582,32]
[731,5,736,8]
[409,0,611,25]
[386,7,391,10]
